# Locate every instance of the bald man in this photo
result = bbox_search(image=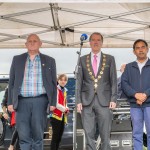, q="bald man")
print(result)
[8,34,57,150]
